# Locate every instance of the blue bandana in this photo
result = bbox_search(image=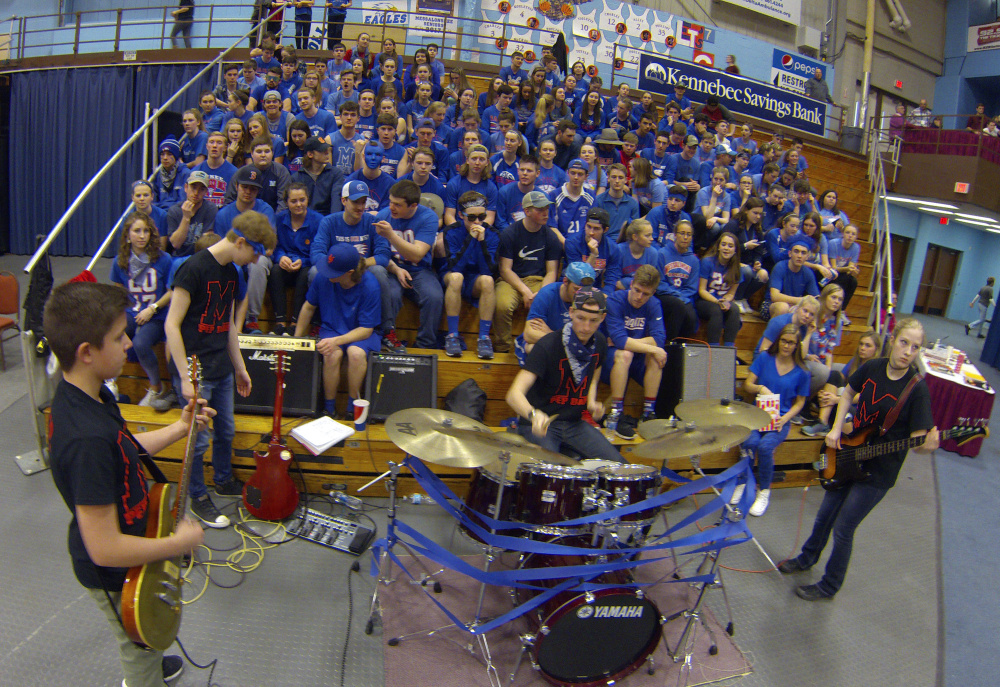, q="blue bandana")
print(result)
[230,227,266,256]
